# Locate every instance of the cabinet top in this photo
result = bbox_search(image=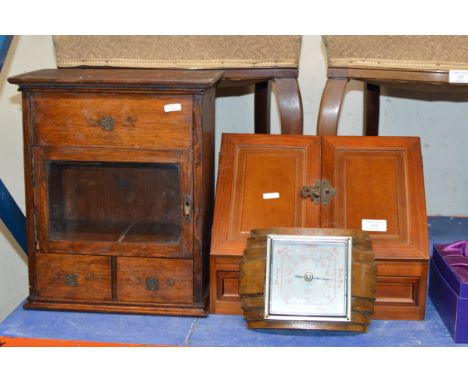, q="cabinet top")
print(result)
[8,69,224,91]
